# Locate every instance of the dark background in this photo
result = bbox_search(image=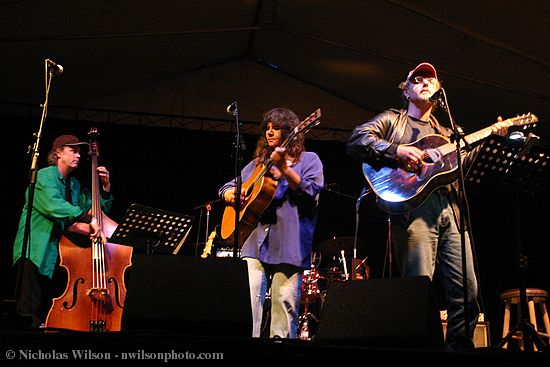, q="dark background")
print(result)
[1,1,549,144]
[1,113,549,346]
[2,1,550,351]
